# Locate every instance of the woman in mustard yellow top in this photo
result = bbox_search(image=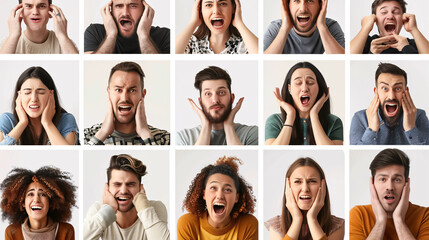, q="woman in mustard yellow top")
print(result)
[177,156,258,239]
[265,158,344,240]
